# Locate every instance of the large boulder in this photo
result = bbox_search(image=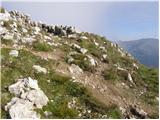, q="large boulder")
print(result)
[6,77,49,118]
[23,90,49,108]
[9,77,40,96]
[5,97,39,119]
